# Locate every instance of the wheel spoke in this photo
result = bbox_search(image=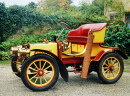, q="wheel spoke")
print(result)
[42,62,46,70]
[33,62,39,70]
[45,71,52,73]
[39,60,41,69]
[44,65,51,70]
[105,71,109,77]
[16,62,22,65]
[34,77,39,84]
[104,67,108,69]
[103,69,109,74]
[44,74,51,78]
[111,58,112,63]
[30,74,37,80]
[113,70,118,74]
[112,60,116,64]
[103,63,109,67]
[29,67,38,72]
[112,71,115,77]
[109,71,111,78]
[107,59,109,64]
[114,63,118,66]
[40,77,42,84]
[28,72,37,75]
[43,76,47,83]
